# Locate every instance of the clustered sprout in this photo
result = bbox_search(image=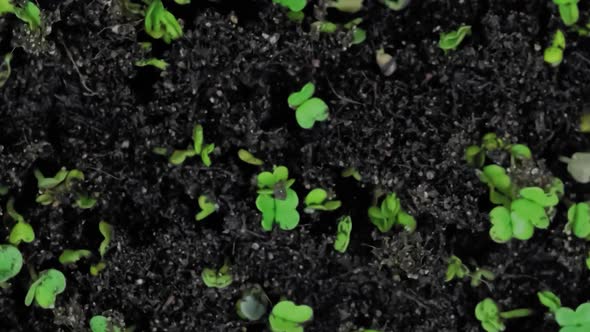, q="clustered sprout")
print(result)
[475,298,533,332]
[311,18,367,46]
[0,244,23,286]
[444,255,495,287]
[439,25,471,52]
[25,269,66,309]
[90,221,114,276]
[333,215,352,253]
[0,0,42,31]
[196,195,217,221]
[34,167,97,209]
[256,166,300,231]
[303,188,341,213]
[6,198,35,246]
[544,30,565,67]
[144,0,183,43]
[288,82,329,129]
[156,124,215,167]
[201,261,232,289]
[553,0,579,26]
[537,290,590,331]
[368,192,416,233]
[269,300,313,332]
